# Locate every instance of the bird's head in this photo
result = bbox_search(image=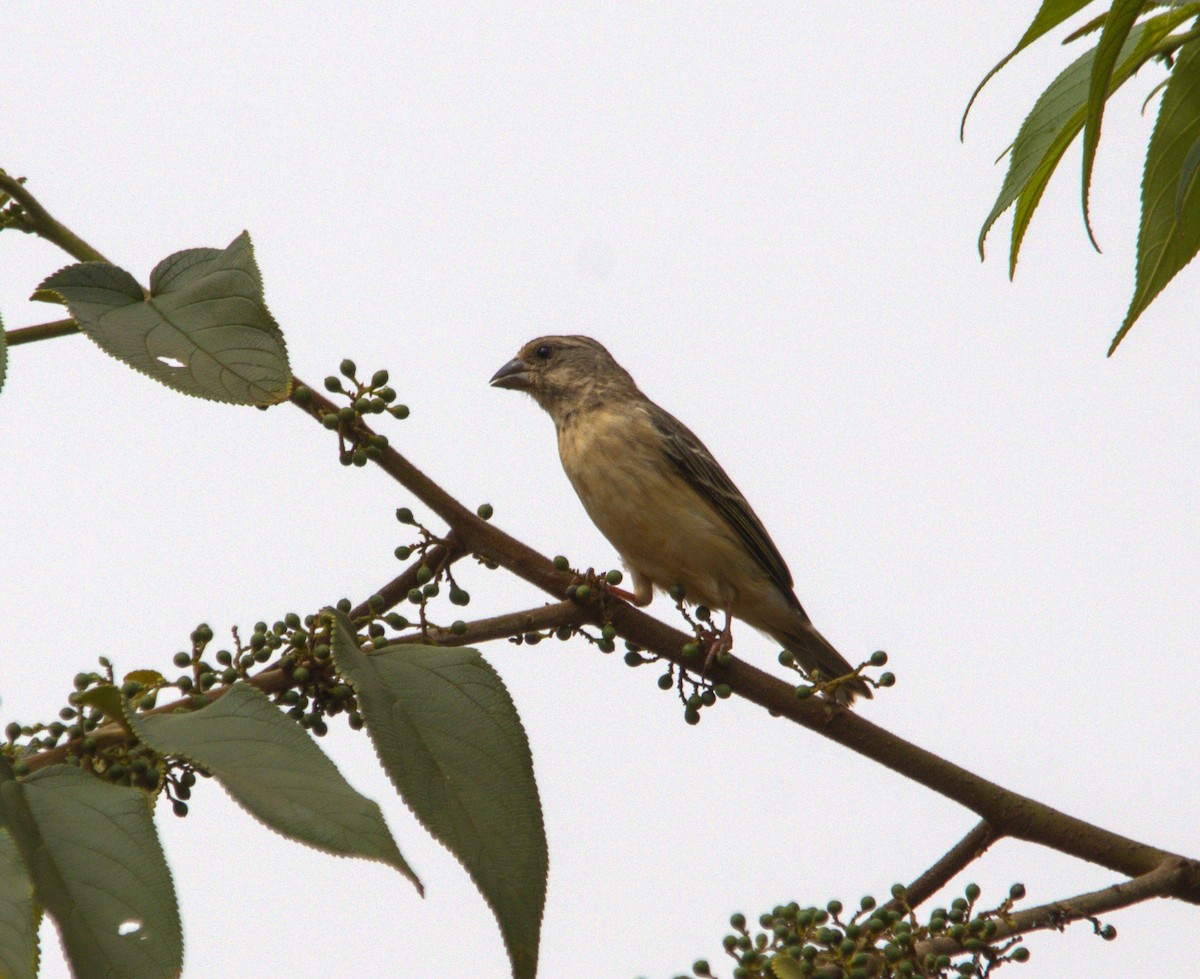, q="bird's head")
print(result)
[490,335,638,422]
